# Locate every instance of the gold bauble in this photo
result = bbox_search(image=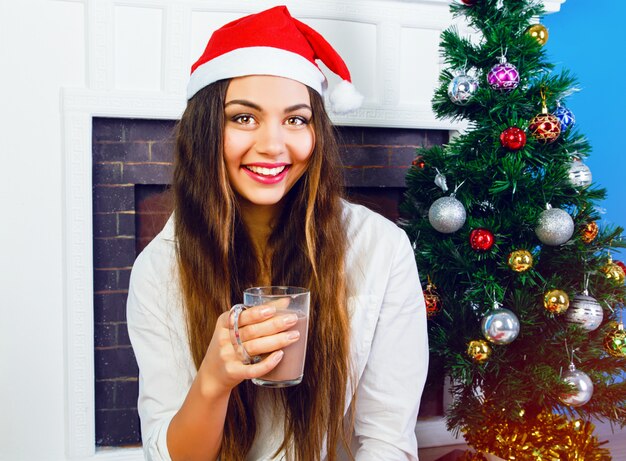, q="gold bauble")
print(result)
[581,221,599,243]
[543,289,570,314]
[467,339,492,363]
[526,23,549,46]
[507,249,533,272]
[601,262,626,284]
[604,322,626,357]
